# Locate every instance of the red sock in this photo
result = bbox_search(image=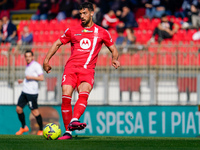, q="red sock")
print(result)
[61,95,72,131]
[72,92,89,119]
